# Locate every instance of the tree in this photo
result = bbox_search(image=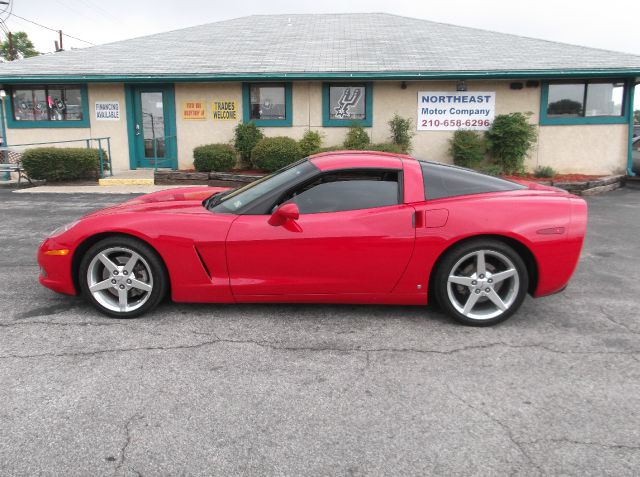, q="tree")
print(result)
[1,32,39,61]
[634,110,640,125]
